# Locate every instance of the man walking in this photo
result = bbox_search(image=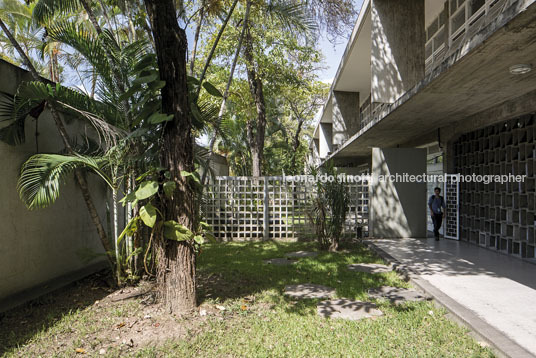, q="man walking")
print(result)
[428,187,446,240]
